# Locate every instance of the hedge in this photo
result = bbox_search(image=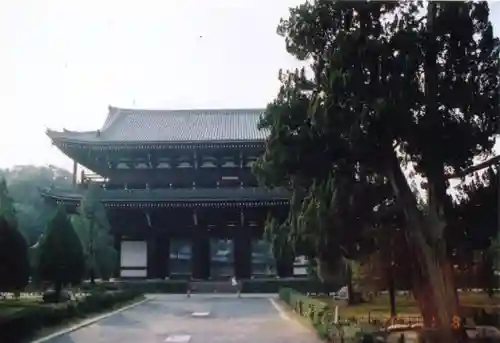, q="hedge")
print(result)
[278,288,376,342]
[78,278,336,294]
[80,280,189,294]
[0,289,143,343]
[241,278,339,294]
